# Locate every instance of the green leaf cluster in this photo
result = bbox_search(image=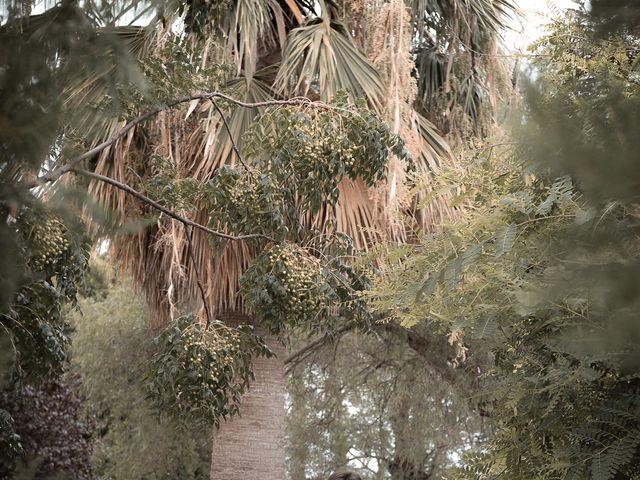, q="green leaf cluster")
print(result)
[241,238,376,338]
[244,98,407,213]
[0,205,90,471]
[1,206,90,384]
[145,314,273,427]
